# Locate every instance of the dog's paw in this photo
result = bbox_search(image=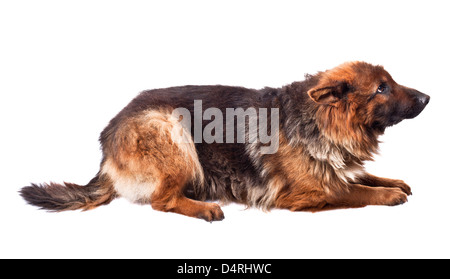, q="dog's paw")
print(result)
[383,188,408,206]
[197,203,225,222]
[390,179,412,196]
